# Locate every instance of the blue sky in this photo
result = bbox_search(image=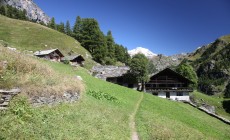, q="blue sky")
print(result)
[33,0,230,55]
